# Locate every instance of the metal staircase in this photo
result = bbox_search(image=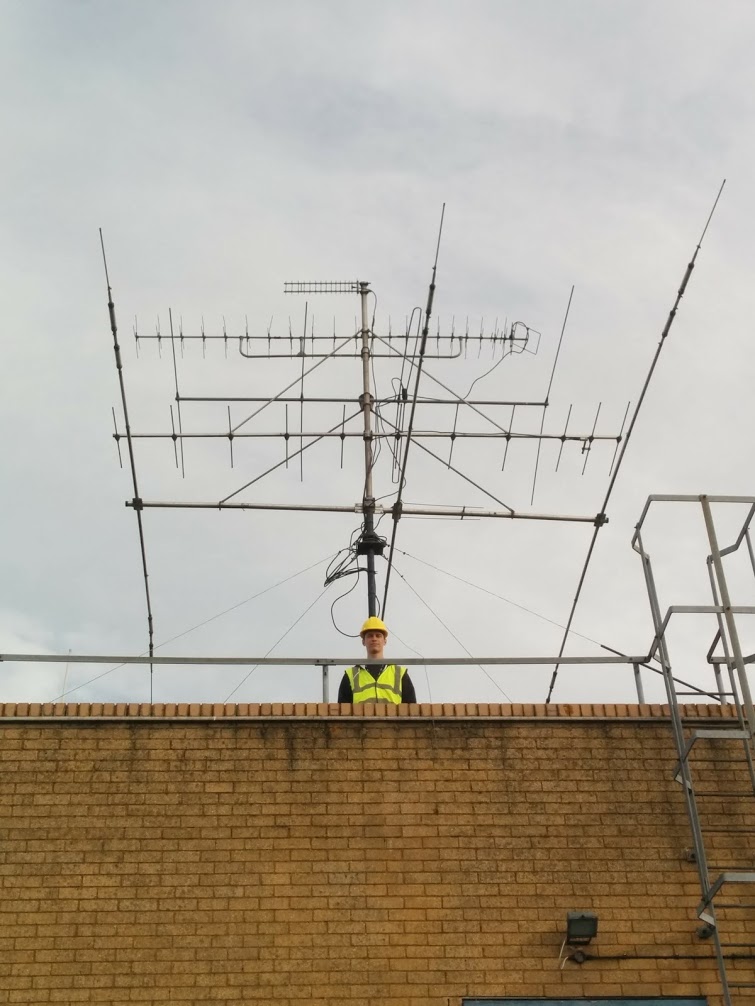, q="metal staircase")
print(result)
[633,494,755,1005]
